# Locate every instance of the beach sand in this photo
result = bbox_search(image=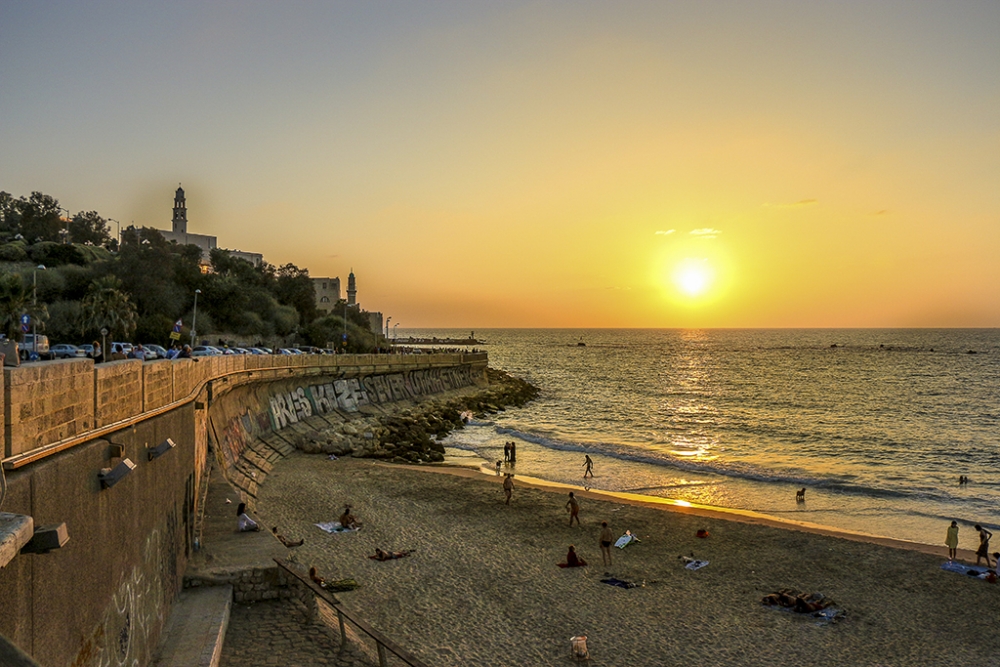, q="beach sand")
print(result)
[257,454,1000,667]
